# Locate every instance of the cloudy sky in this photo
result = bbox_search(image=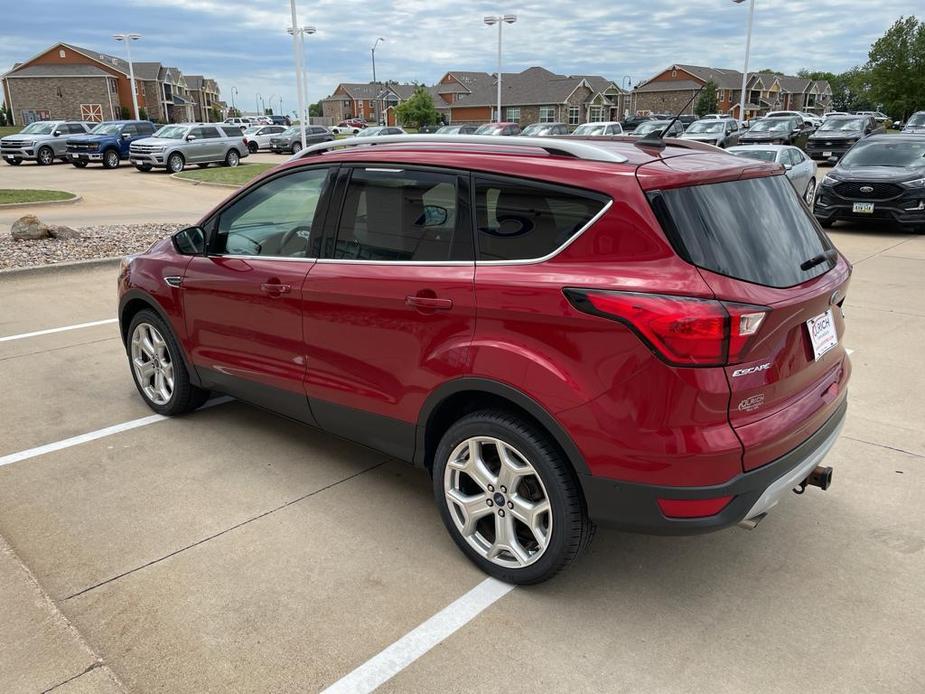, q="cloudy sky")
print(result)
[2,0,920,117]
